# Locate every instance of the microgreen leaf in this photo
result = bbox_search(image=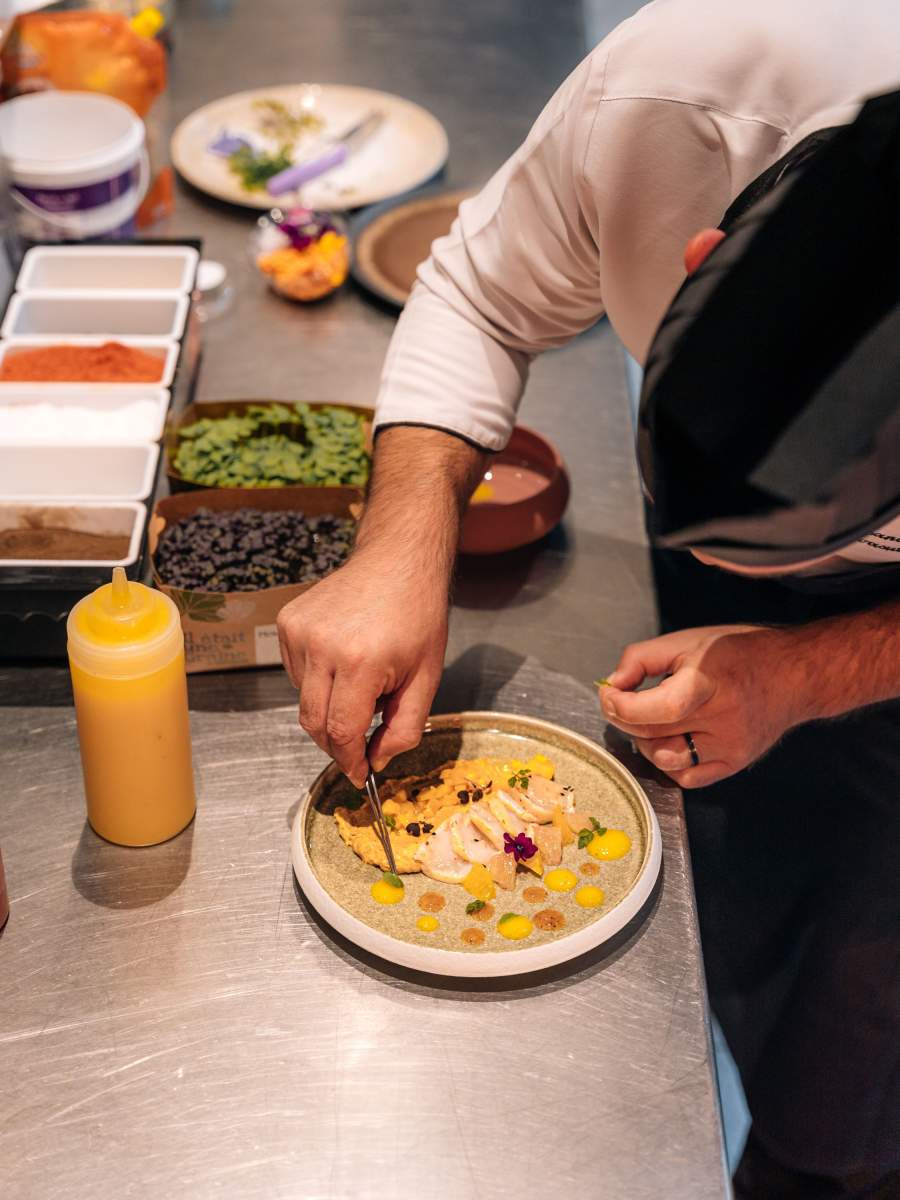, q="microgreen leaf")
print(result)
[590,818,608,836]
[383,814,396,830]
[593,677,611,687]
[577,829,594,849]
[498,912,518,926]
[382,872,403,889]
[466,899,486,915]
